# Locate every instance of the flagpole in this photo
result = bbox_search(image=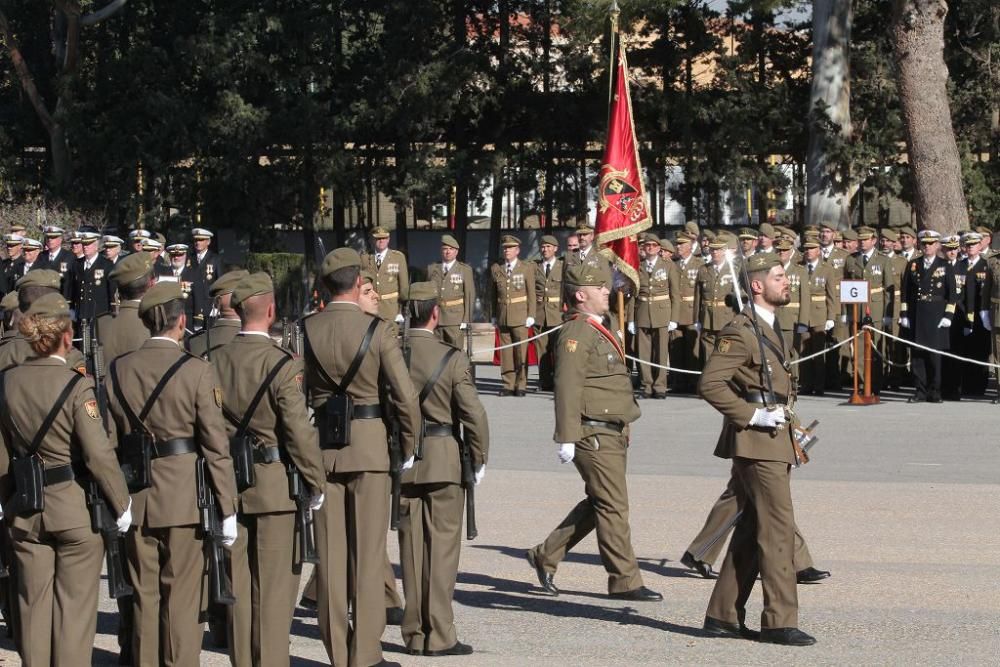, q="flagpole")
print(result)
[608,1,625,337]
